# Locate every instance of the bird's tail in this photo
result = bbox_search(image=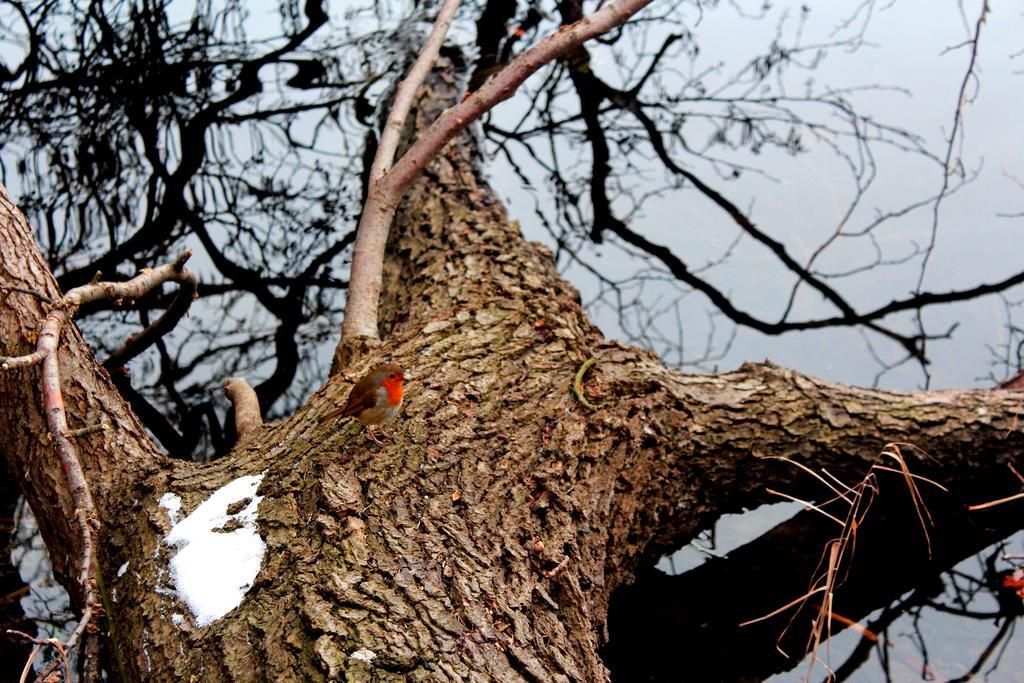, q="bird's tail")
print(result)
[319,406,351,422]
